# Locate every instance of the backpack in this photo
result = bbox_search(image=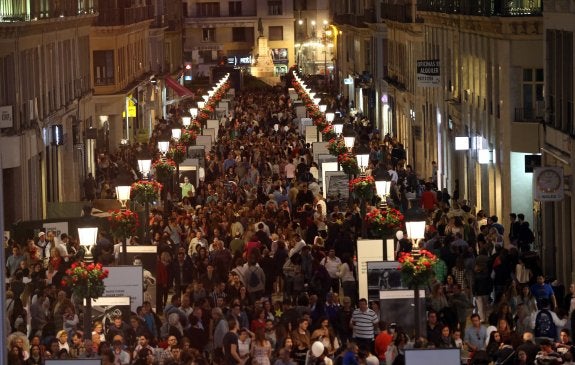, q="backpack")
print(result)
[248,268,261,288]
[534,309,557,339]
